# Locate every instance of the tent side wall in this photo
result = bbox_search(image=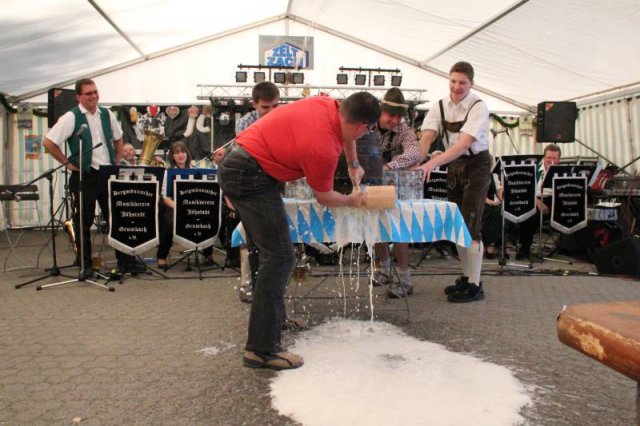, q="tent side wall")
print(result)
[0,104,6,229]
[572,93,640,175]
[2,113,63,230]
